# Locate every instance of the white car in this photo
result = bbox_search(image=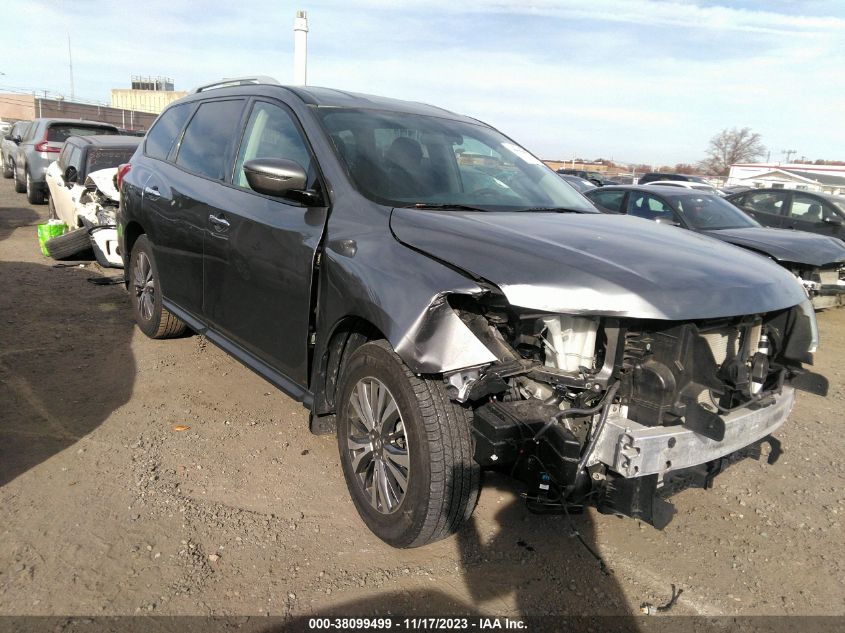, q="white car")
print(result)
[644,180,722,196]
[44,135,140,266]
